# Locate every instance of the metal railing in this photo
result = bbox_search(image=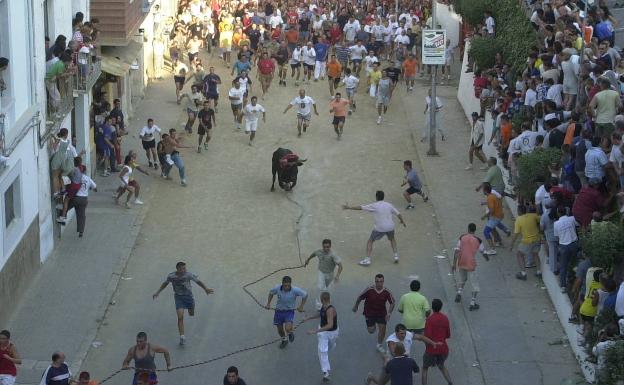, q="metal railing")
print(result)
[74,52,102,93]
[45,70,75,131]
[0,113,5,156]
